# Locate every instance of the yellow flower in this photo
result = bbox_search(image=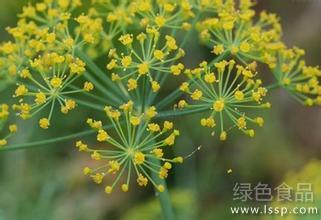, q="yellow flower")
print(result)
[178,100,187,108]
[153,148,164,158]
[137,174,148,186]
[127,78,137,91]
[223,21,234,30]
[163,121,173,131]
[134,151,145,165]
[240,42,250,53]
[15,85,28,97]
[180,82,189,92]
[254,117,264,127]
[87,118,102,129]
[20,69,31,78]
[97,130,109,142]
[121,184,129,192]
[105,186,112,194]
[148,123,160,132]
[84,33,95,43]
[46,33,56,43]
[111,73,121,81]
[220,131,227,141]
[200,117,216,128]
[173,157,184,163]
[35,92,46,104]
[75,141,88,152]
[130,116,141,126]
[237,117,247,129]
[138,62,149,75]
[78,104,182,193]
[155,15,166,27]
[0,139,7,146]
[92,173,104,184]
[107,29,183,91]
[121,56,132,68]
[234,91,244,101]
[9,124,18,133]
[91,151,102,160]
[154,50,165,60]
[145,106,157,118]
[180,61,268,140]
[191,89,203,100]
[39,118,50,129]
[165,35,178,50]
[213,99,225,112]
[212,44,224,55]
[170,63,184,75]
[151,81,160,92]
[83,82,94,91]
[204,73,216,83]
[159,167,168,179]
[107,160,120,174]
[164,162,172,170]
[107,59,117,70]
[50,77,63,88]
[119,34,133,45]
